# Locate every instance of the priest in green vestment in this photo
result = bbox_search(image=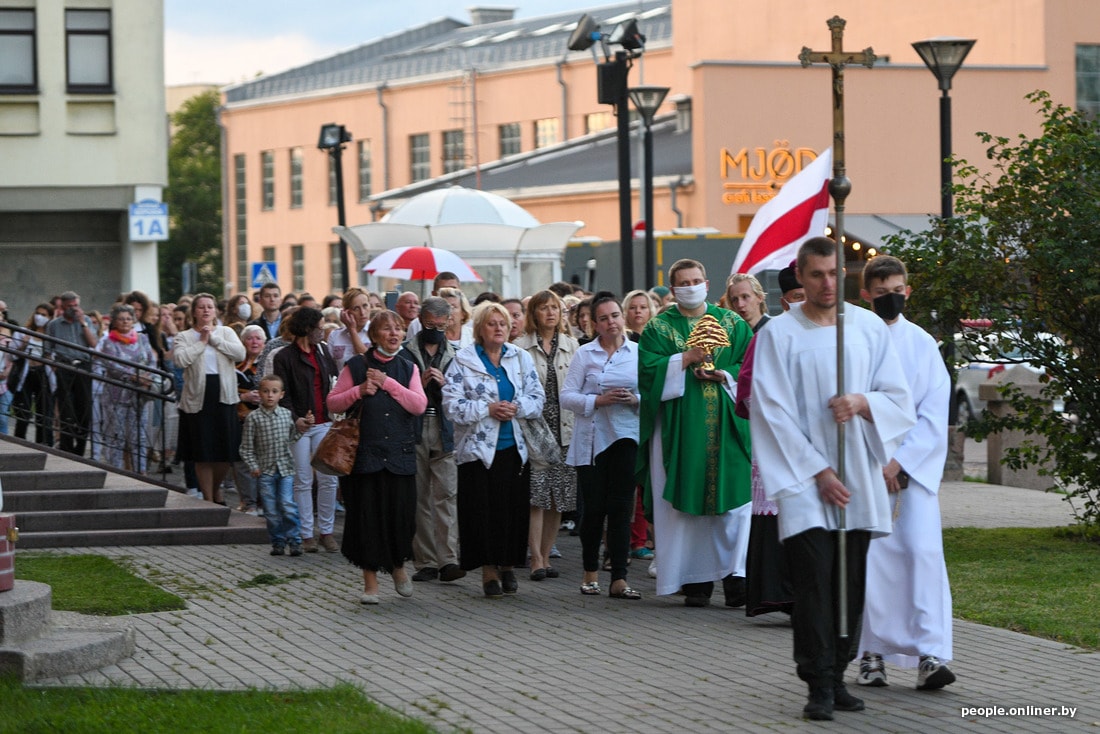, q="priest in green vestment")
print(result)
[637,258,754,606]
